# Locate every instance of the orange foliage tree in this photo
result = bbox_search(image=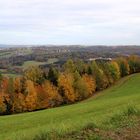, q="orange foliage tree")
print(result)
[24,80,37,111]
[0,93,6,114]
[42,81,63,107]
[58,73,76,103]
